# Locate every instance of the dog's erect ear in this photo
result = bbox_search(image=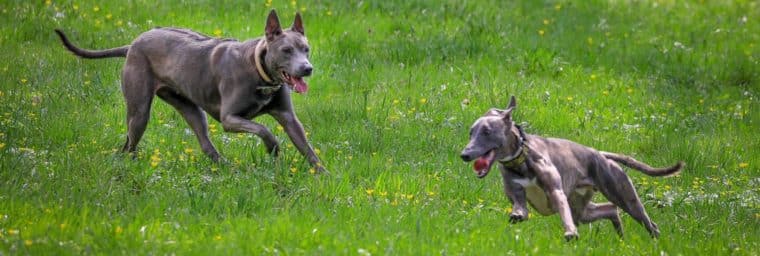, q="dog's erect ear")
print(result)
[265,10,283,41]
[291,12,305,35]
[502,96,517,122]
